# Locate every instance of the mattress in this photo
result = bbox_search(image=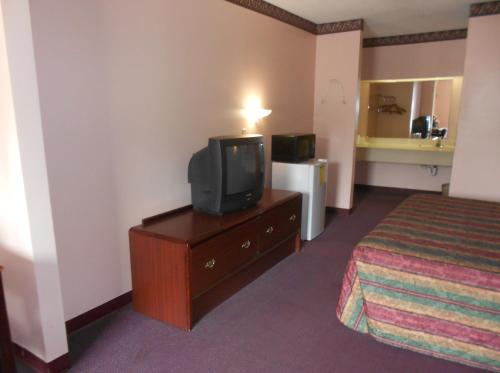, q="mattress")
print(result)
[337,193,500,371]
